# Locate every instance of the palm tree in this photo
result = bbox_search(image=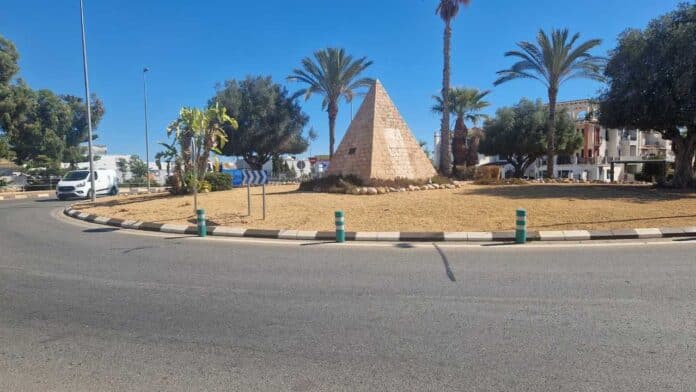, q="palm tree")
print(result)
[155,141,178,176]
[432,87,490,166]
[287,48,373,159]
[436,0,471,176]
[494,29,604,178]
[432,87,490,133]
